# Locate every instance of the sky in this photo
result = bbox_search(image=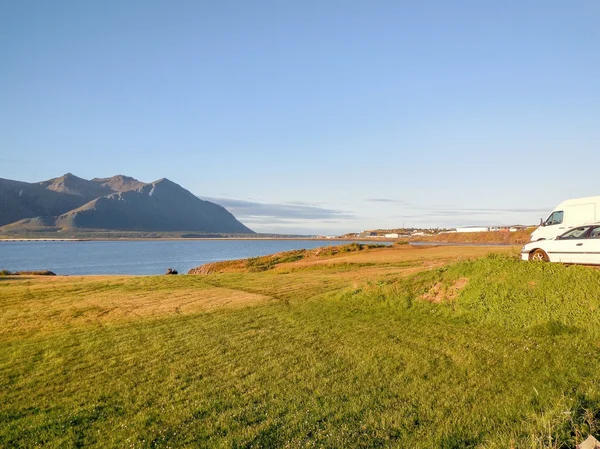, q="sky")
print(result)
[1,0,599,235]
